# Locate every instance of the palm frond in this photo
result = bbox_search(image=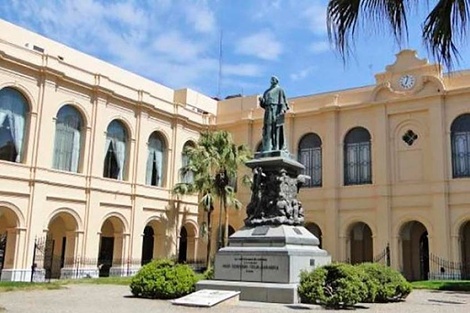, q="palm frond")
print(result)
[327,0,362,59]
[328,0,410,59]
[422,0,468,69]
